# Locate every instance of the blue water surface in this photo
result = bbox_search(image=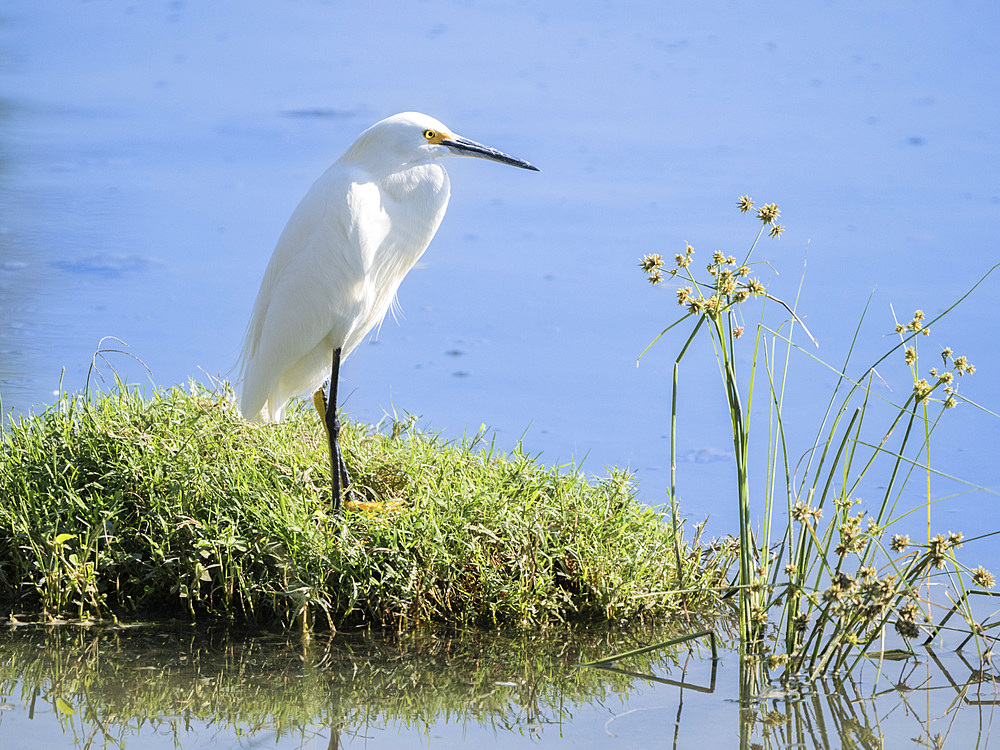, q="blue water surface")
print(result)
[1,0,998,539]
